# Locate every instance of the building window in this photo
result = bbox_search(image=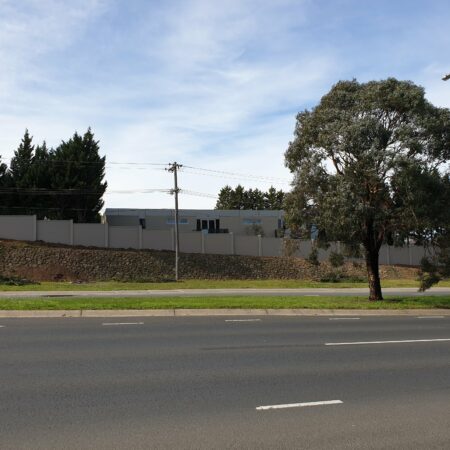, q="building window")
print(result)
[243,219,262,225]
[166,218,189,225]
